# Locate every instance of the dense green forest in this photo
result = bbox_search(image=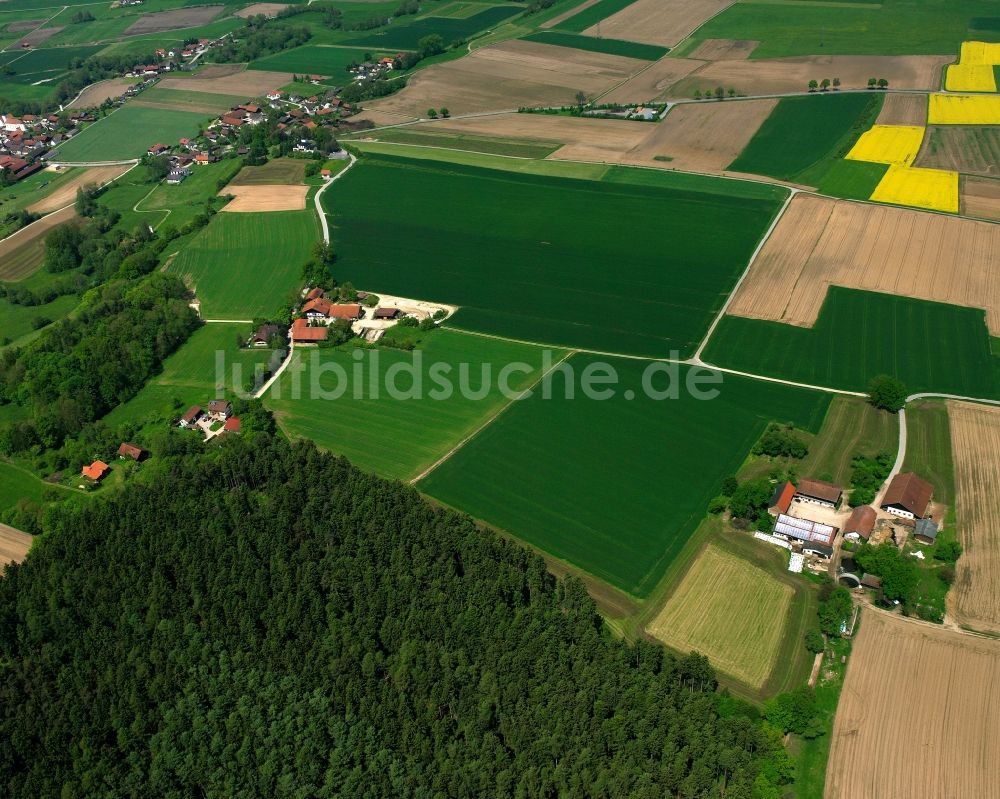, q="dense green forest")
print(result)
[0,435,792,797]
